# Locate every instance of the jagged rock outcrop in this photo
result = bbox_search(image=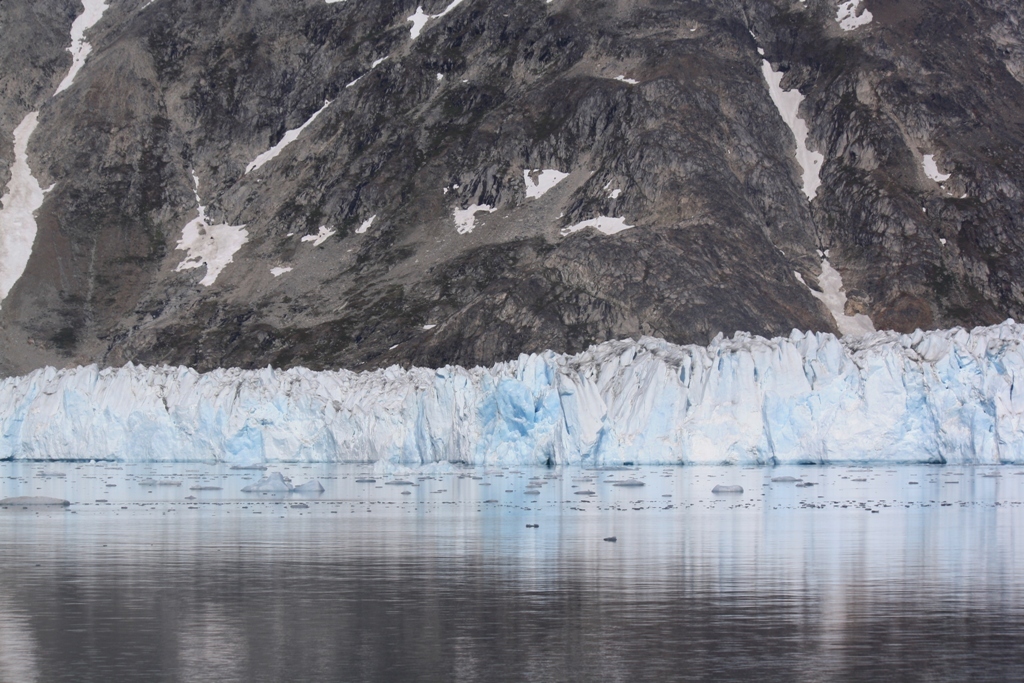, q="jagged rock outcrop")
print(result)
[0,0,1021,376]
